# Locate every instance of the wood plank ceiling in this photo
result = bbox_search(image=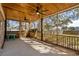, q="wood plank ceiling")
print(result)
[2,3,79,22]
